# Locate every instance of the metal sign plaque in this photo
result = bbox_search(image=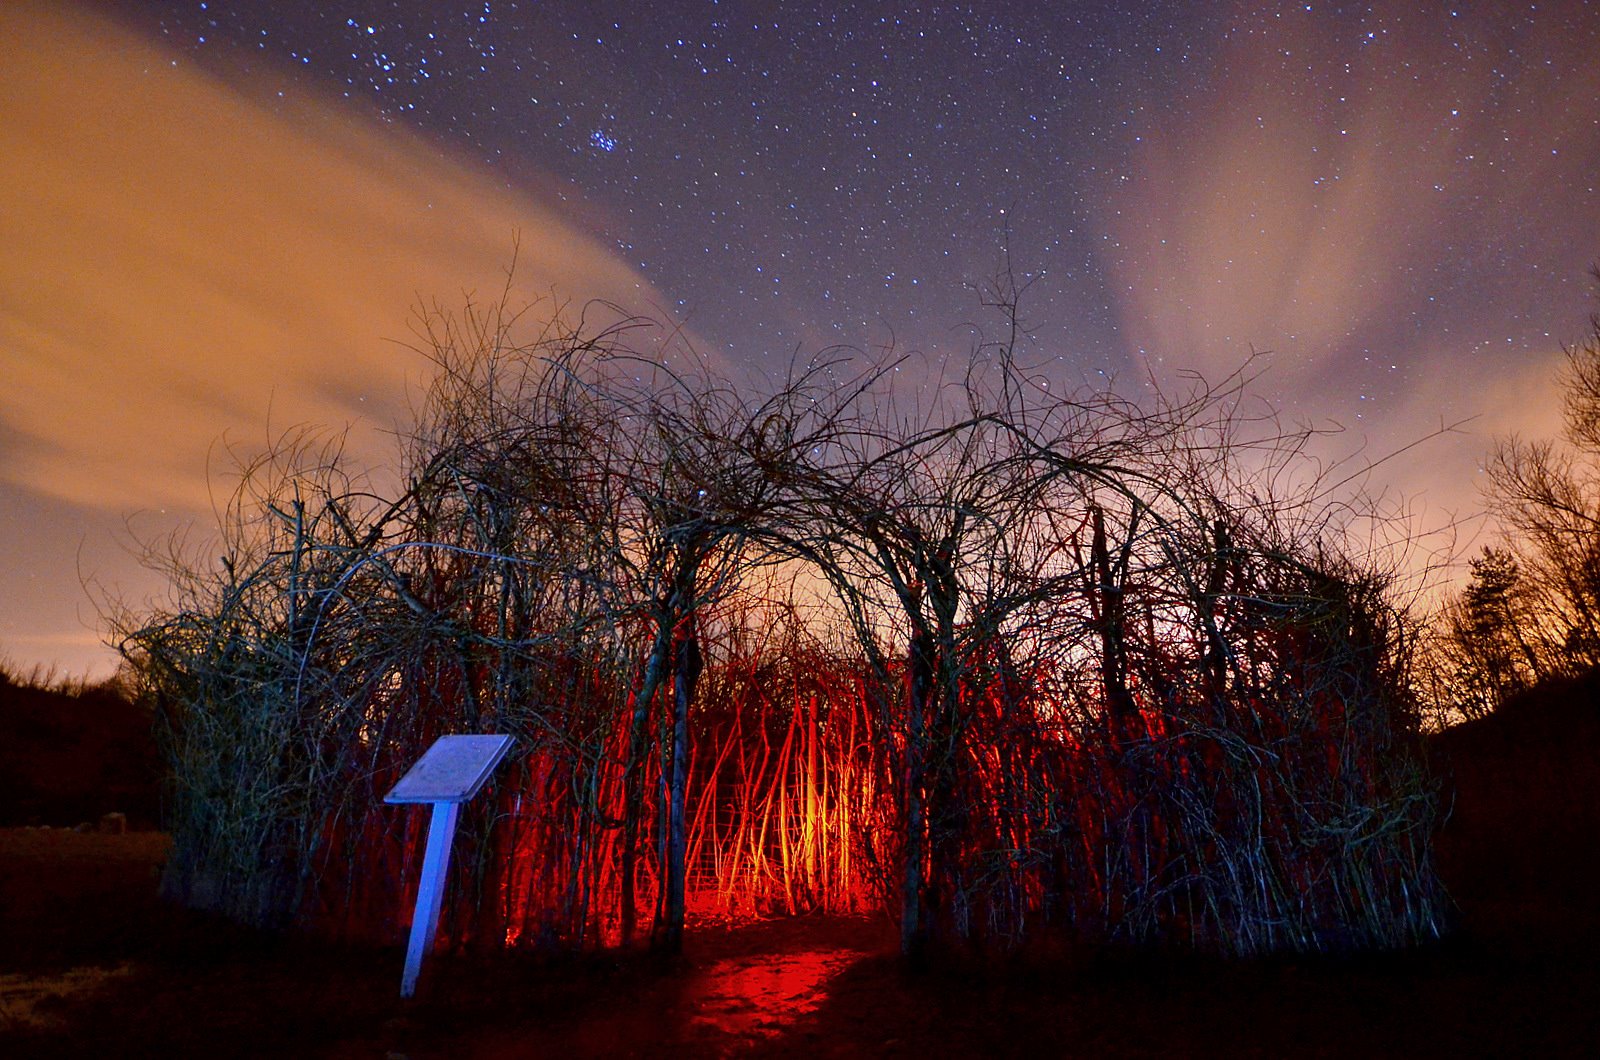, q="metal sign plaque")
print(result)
[384,734,517,805]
